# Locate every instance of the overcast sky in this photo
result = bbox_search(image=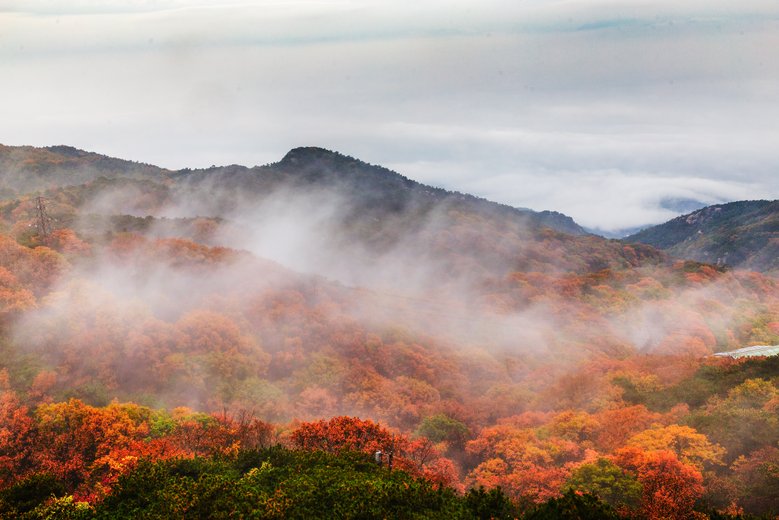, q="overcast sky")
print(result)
[1,0,777,232]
